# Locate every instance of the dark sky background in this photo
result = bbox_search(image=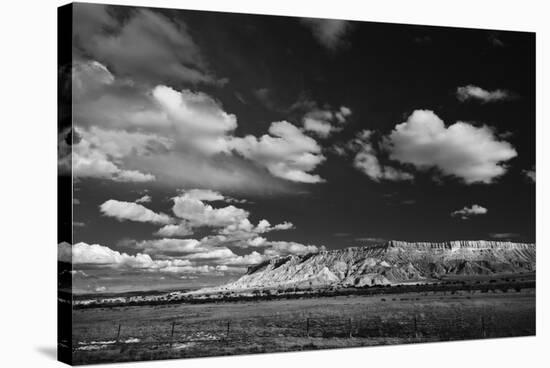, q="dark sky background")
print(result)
[62,3,535,293]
